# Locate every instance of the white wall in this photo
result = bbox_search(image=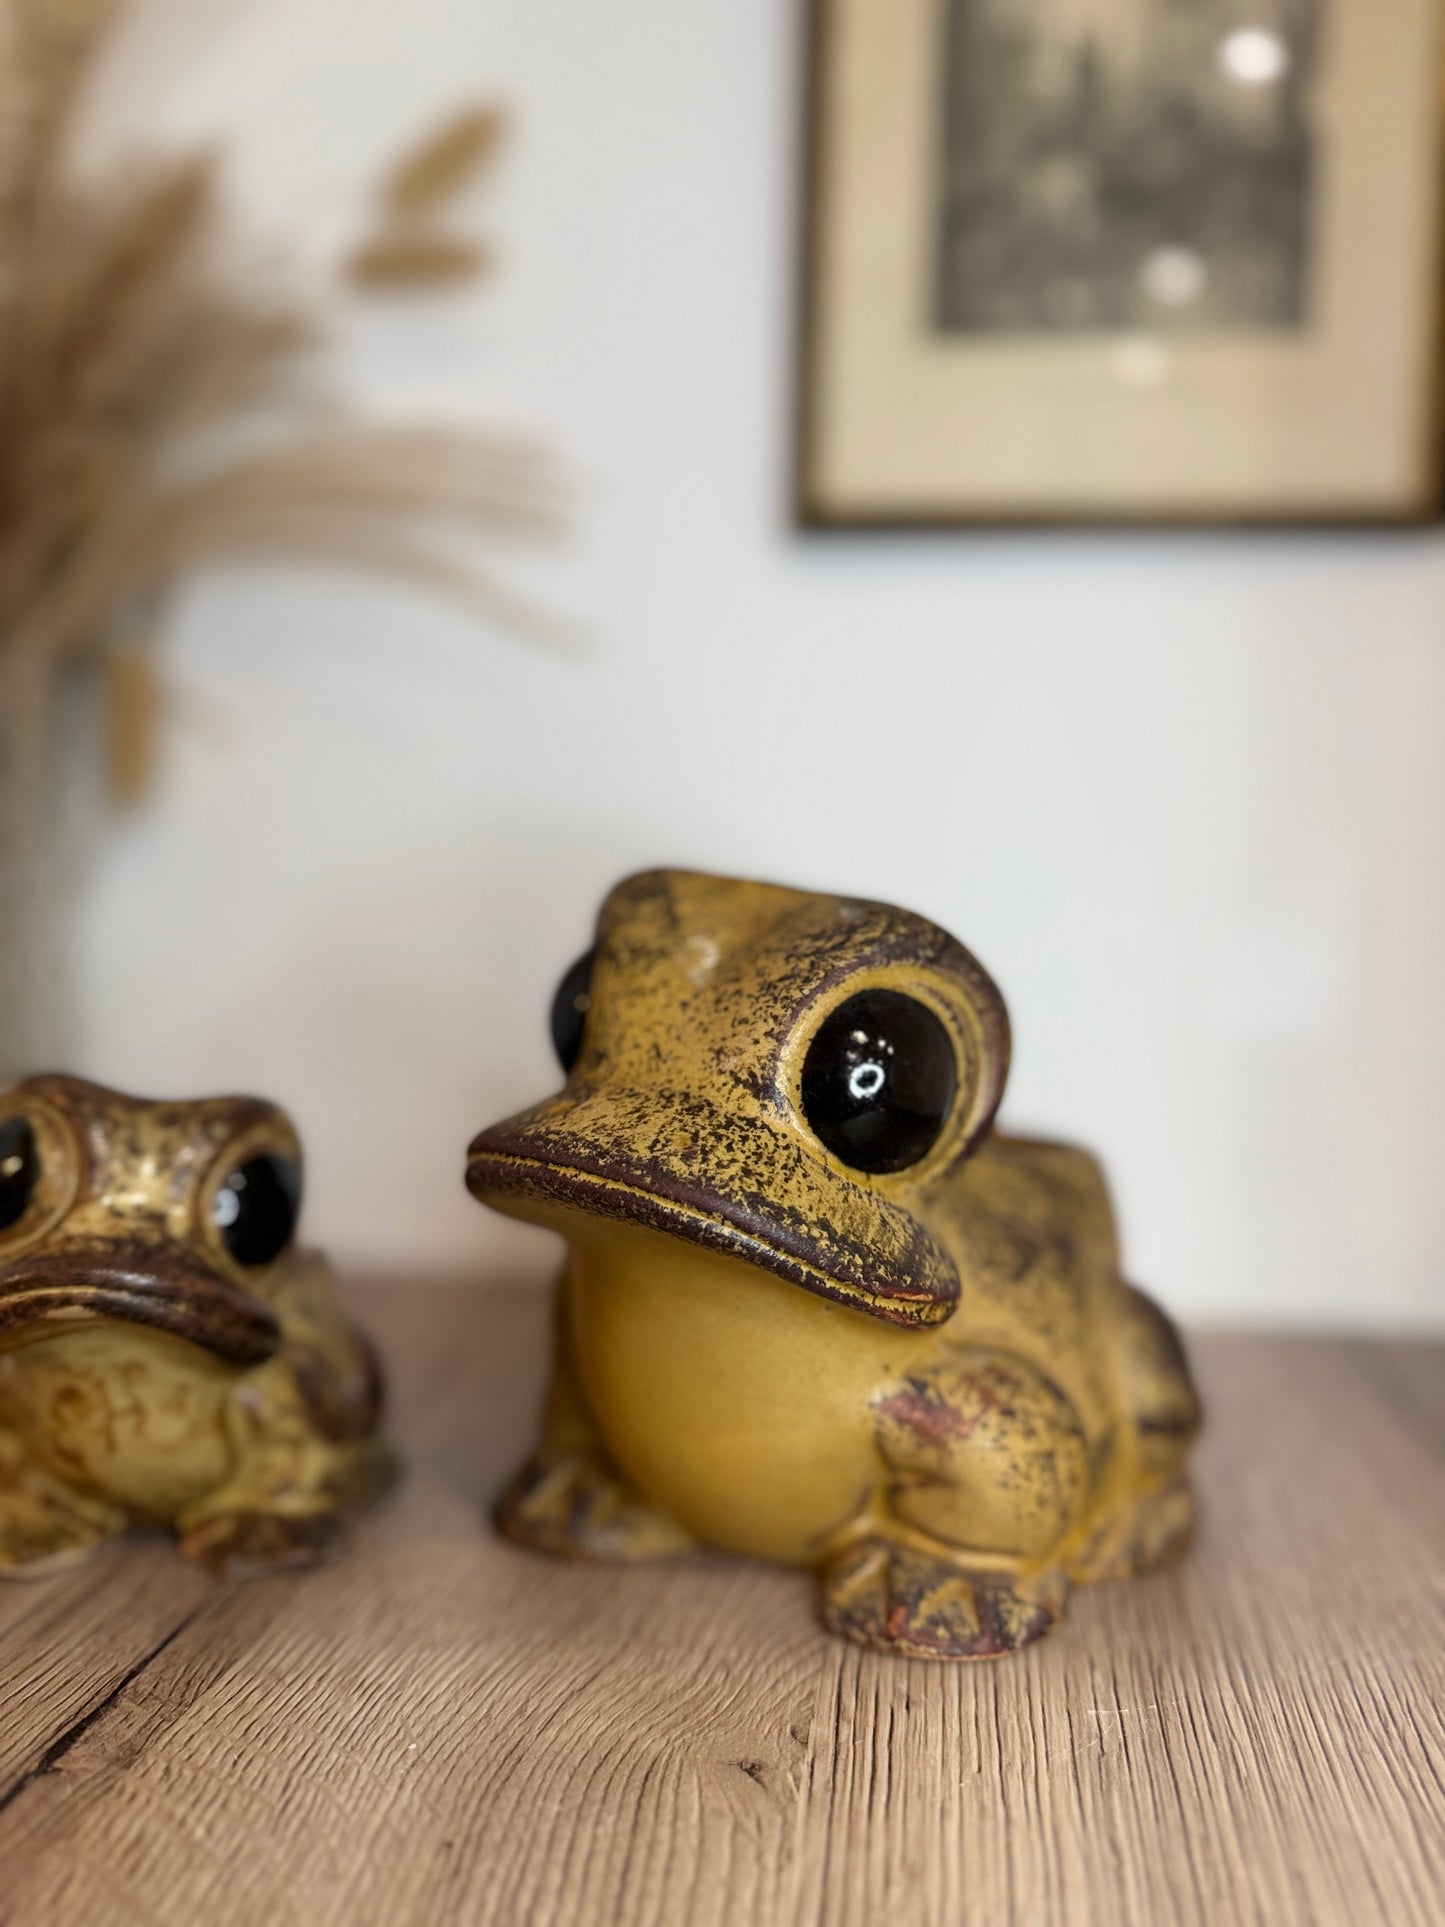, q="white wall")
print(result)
[73,0,1445,1328]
